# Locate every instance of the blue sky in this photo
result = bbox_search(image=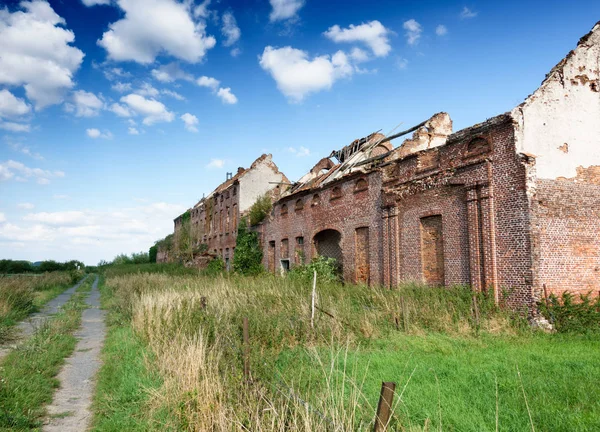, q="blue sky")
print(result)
[1,0,599,265]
